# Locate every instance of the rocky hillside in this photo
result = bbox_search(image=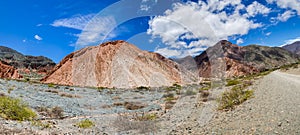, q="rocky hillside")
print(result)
[195,40,299,78]
[282,41,300,55]
[42,40,197,88]
[0,61,21,79]
[0,46,56,77]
